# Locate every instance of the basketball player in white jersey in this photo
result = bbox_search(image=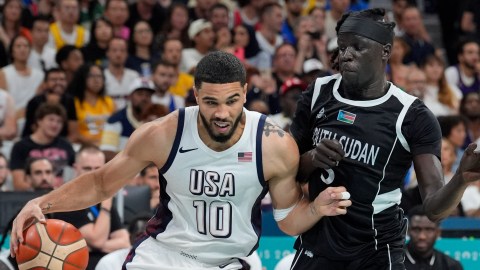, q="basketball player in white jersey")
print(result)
[10,51,352,269]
